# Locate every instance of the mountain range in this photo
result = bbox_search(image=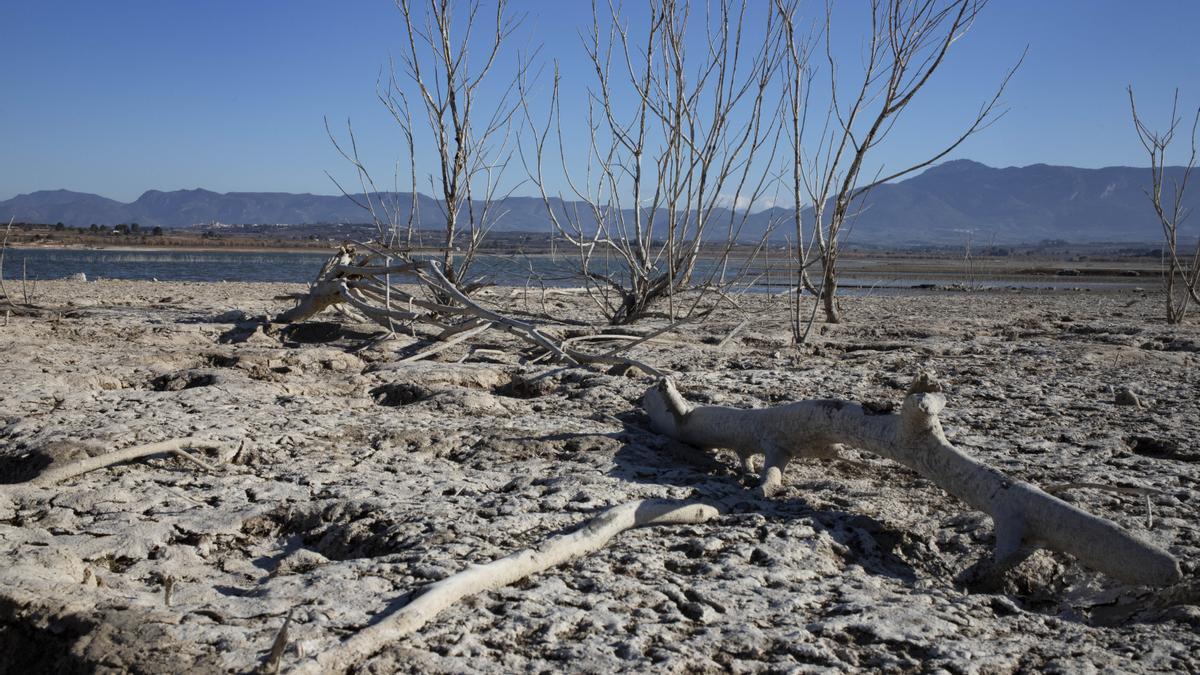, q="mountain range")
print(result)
[2,160,1194,245]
